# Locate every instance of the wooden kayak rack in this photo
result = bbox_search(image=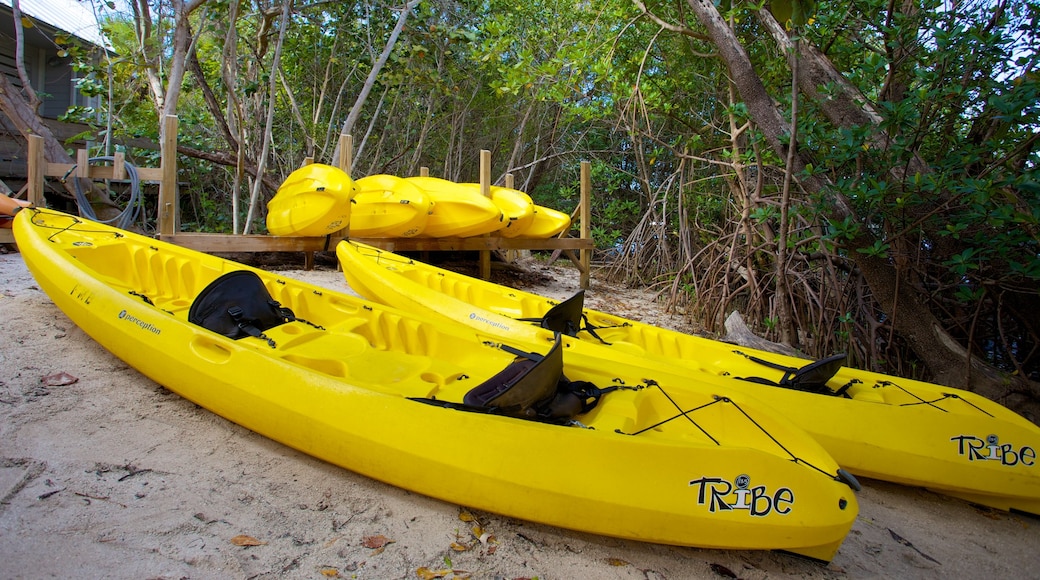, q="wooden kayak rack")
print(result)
[13,115,594,288]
